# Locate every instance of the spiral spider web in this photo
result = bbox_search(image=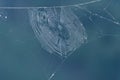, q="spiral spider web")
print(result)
[0,0,120,80]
